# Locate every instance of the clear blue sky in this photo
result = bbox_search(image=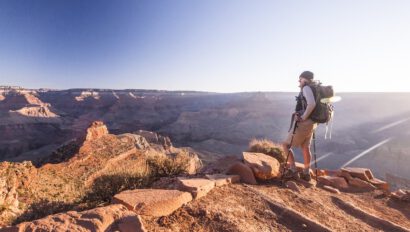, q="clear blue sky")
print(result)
[1,0,409,92]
